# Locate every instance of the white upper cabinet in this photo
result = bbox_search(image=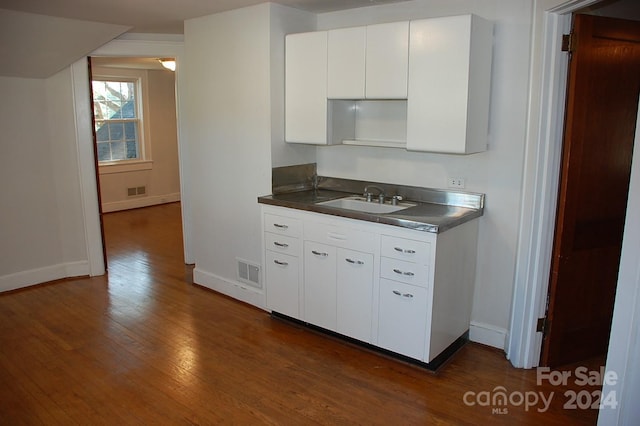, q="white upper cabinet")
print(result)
[284,14,493,152]
[285,31,329,144]
[327,22,409,100]
[365,21,409,99]
[406,14,493,154]
[327,27,366,99]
